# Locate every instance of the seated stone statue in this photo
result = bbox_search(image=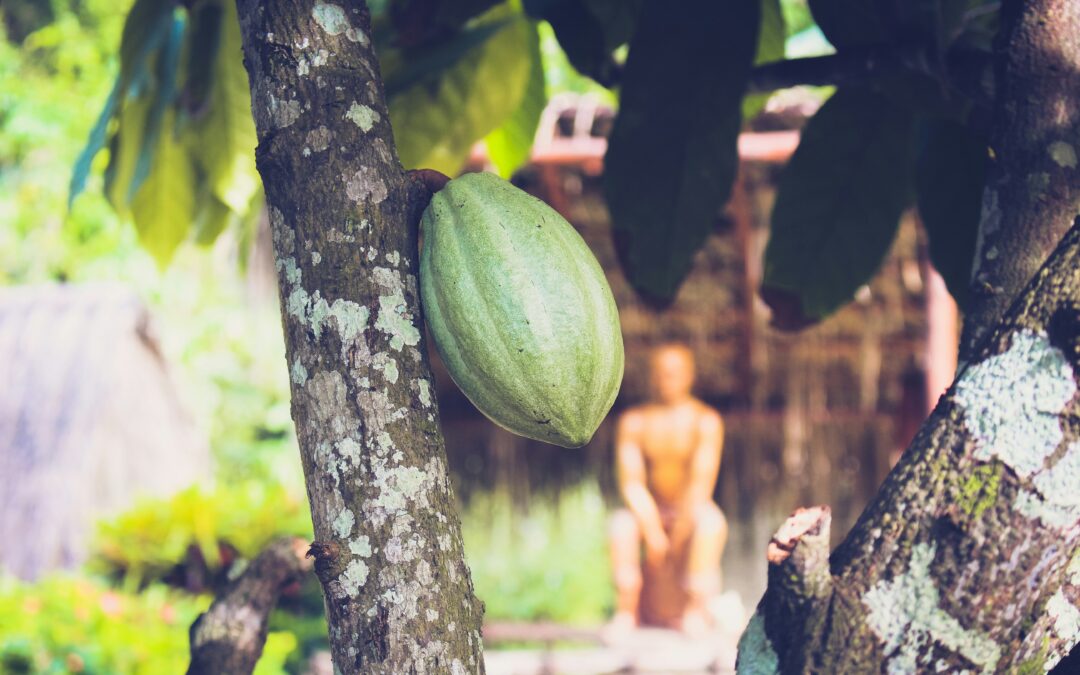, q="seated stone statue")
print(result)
[608,343,728,635]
